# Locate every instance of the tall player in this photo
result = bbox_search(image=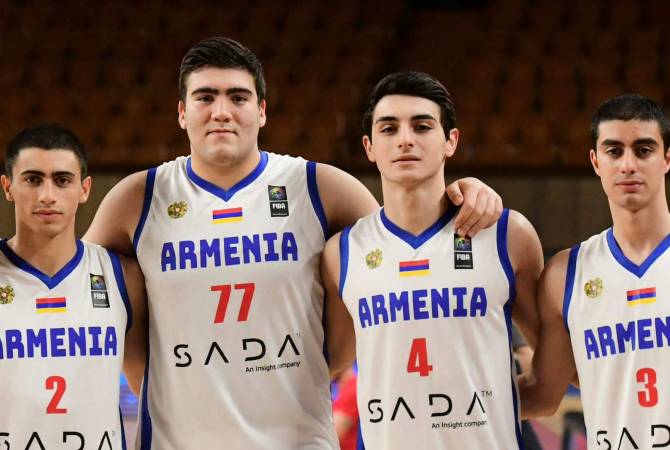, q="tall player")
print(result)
[84,37,504,449]
[520,94,670,448]
[322,71,544,449]
[0,124,146,449]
